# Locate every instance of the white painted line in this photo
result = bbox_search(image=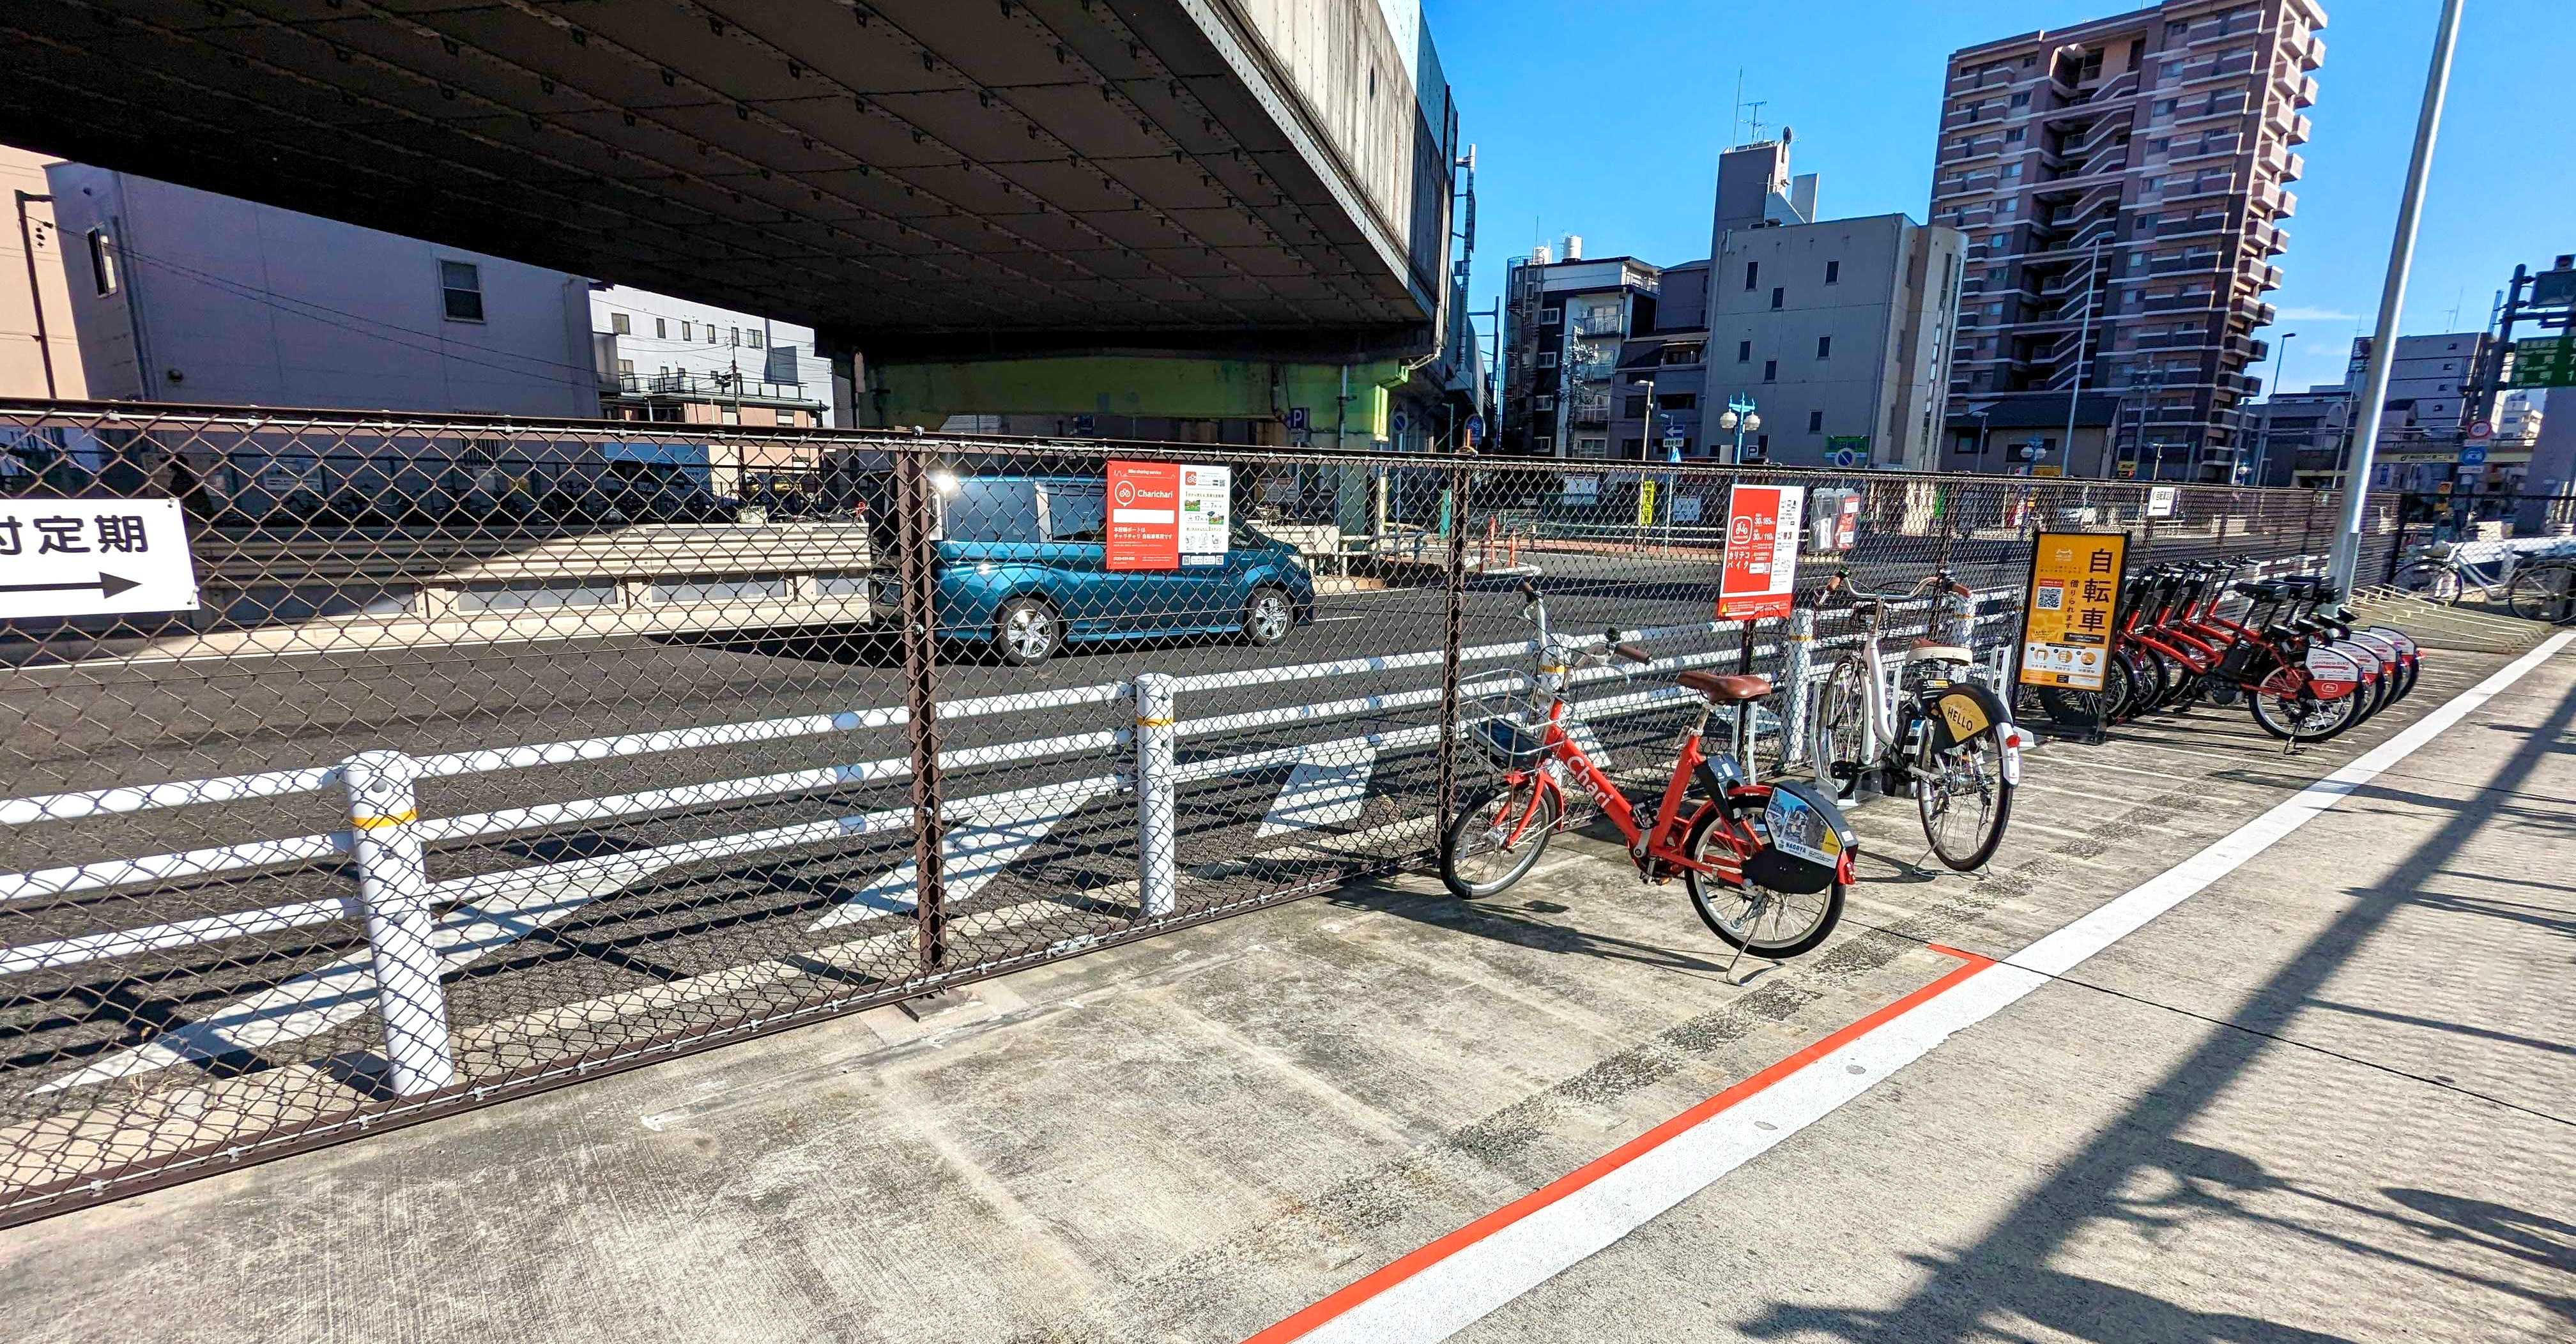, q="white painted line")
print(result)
[1257,741,1379,838]
[1264,630,2573,1343]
